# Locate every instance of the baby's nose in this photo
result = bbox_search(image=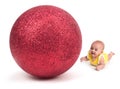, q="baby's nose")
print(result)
[92,50,95,53]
